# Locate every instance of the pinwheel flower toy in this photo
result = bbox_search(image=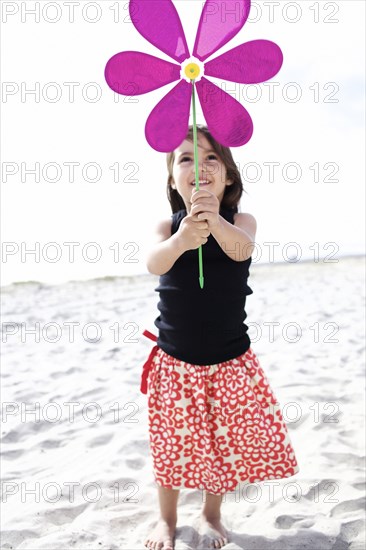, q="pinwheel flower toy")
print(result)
[105,0,283,288]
